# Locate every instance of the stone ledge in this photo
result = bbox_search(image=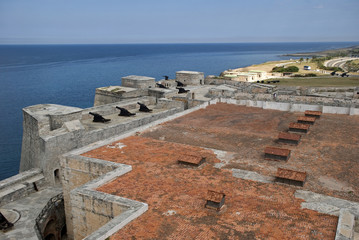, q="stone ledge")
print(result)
[63,154,148,240]
[0,168,42,191]
[218,97,359,115]
[335,209,355,240]
[295,190,359,216]
[0,168,45,207]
